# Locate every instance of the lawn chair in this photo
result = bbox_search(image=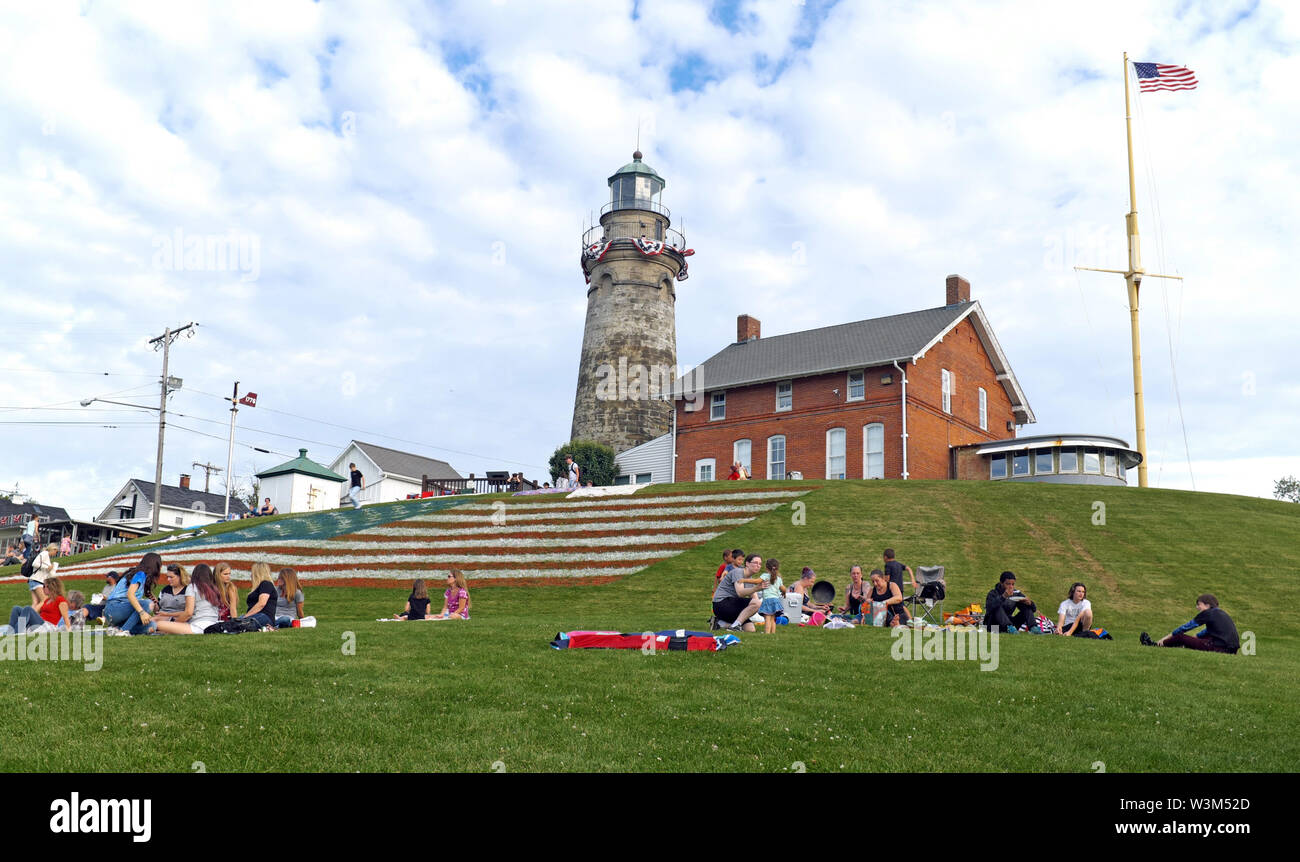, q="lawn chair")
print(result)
[903,565,946,626]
